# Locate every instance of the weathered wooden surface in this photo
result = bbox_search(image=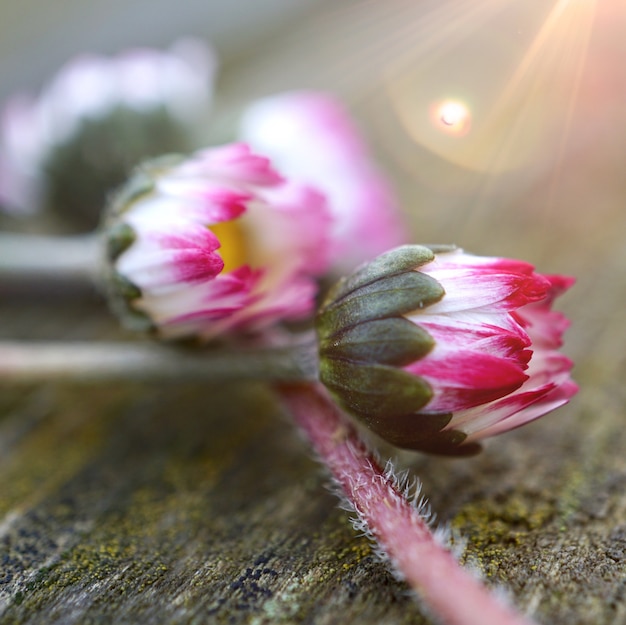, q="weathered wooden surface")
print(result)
[2,3,626,624]
[1,189,626,625]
